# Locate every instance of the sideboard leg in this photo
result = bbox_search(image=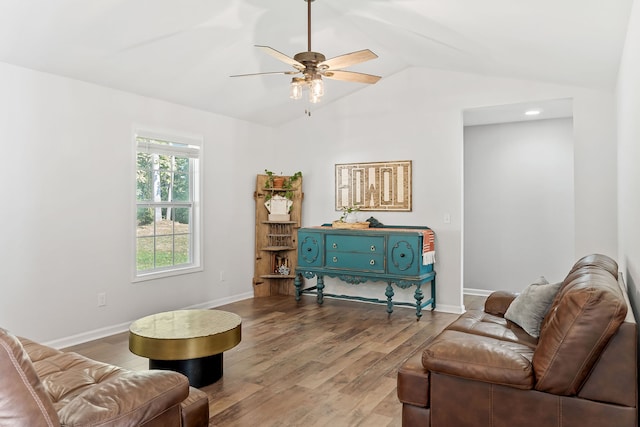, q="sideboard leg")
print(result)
[431,275,437,310]
[414,283,424,319]
[294,274,302,301]
[385,283,395,314]
[317,275,324,305]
